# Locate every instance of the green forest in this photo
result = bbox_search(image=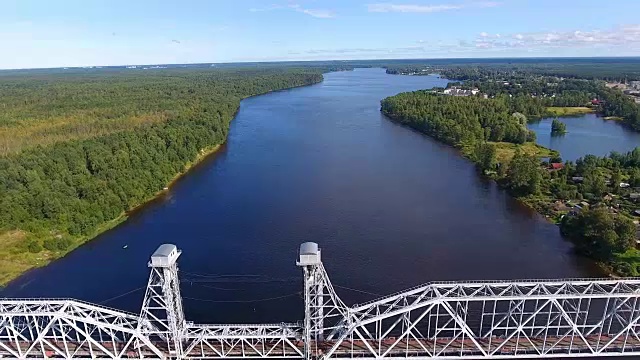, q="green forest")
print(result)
[555,150,640,275]
[384,58,640,81]
[0,67,329,284]
[551,119,567,135]
[386,61,640,131]
[380,91,539,152]
[381,90,640,276]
